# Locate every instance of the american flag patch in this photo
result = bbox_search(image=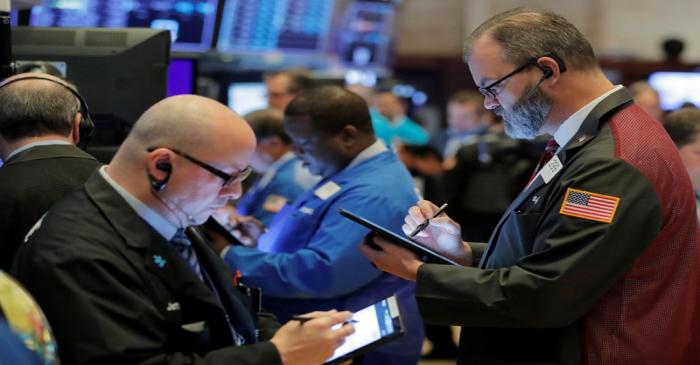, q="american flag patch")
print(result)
[559,188,619,223]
